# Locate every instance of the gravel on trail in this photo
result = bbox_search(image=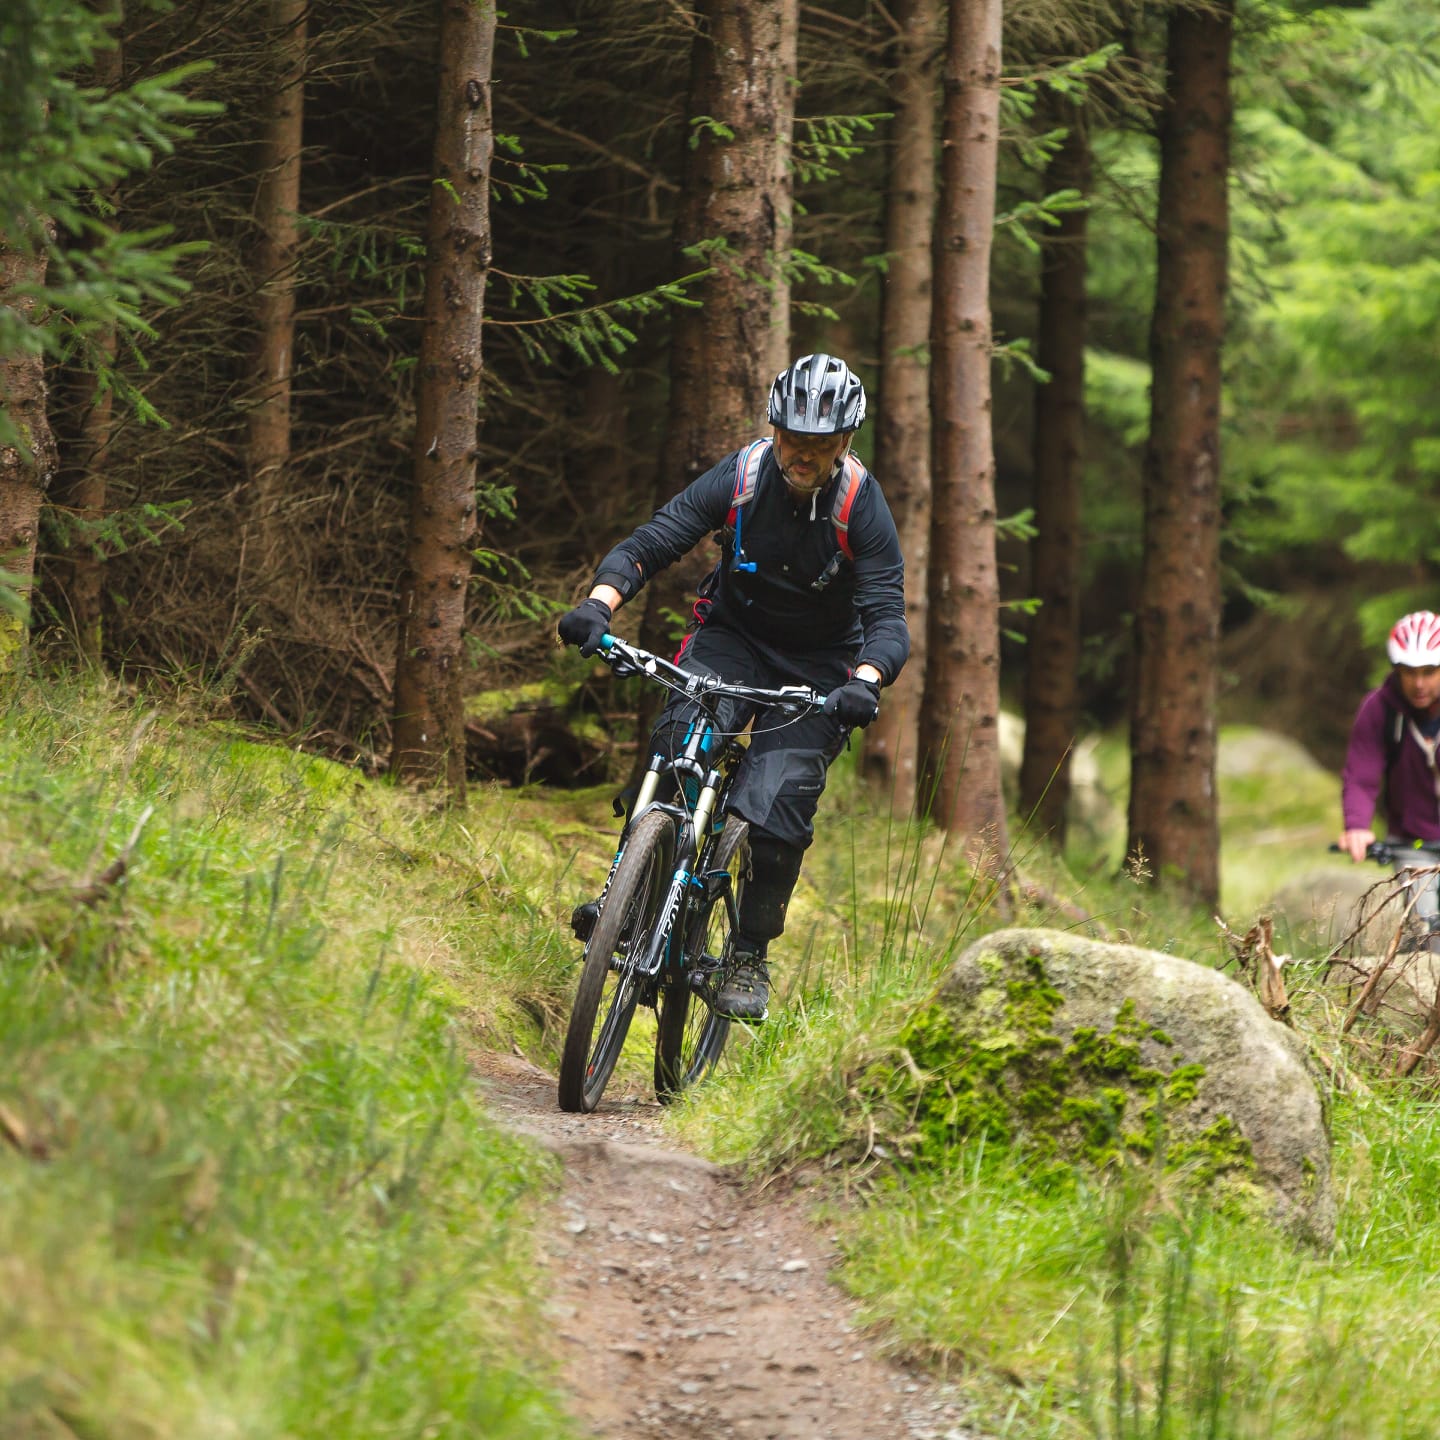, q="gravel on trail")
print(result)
[476,1050,987,1440]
